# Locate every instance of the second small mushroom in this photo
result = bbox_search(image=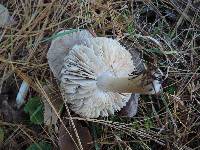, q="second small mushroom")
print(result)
[47,29,163,118]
